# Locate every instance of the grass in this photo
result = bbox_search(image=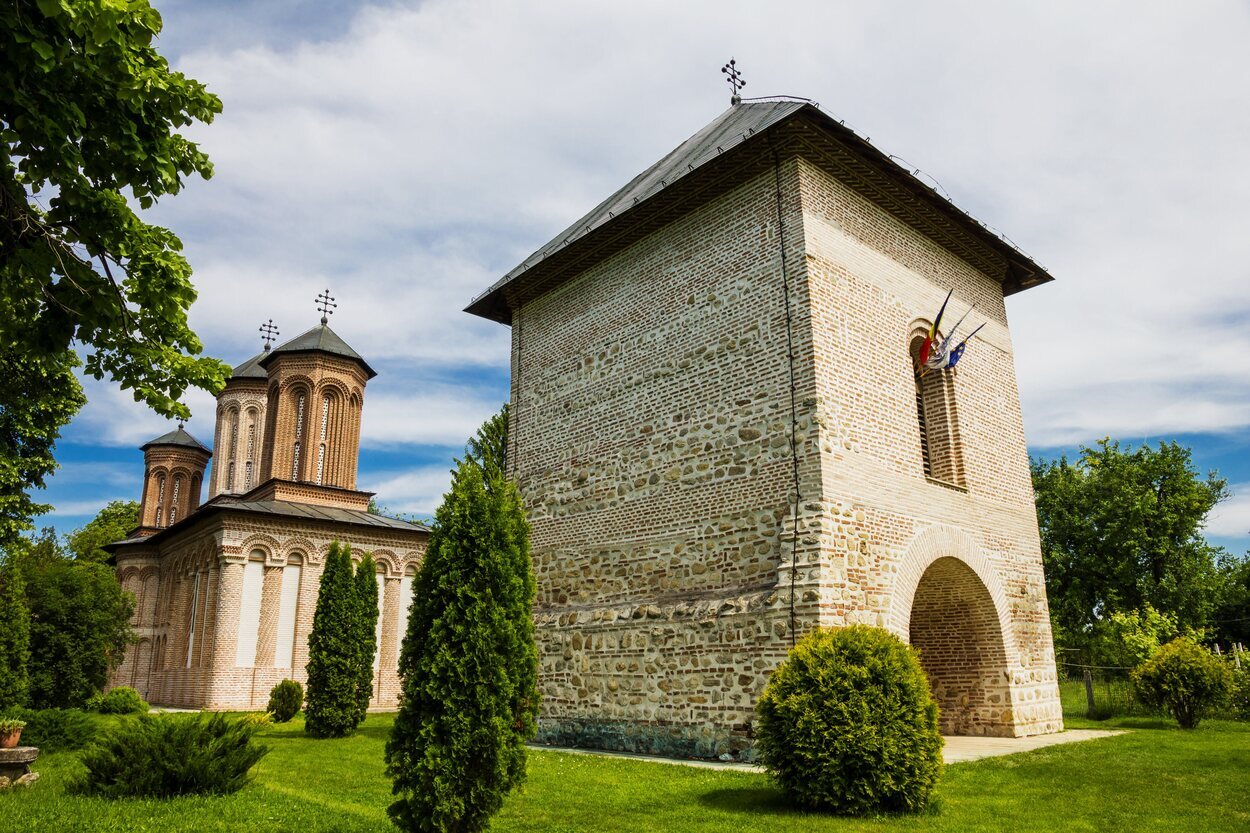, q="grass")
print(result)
[2,708,1247,832]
